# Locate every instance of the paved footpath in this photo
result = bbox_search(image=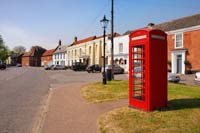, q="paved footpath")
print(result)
[41,82,127,133]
